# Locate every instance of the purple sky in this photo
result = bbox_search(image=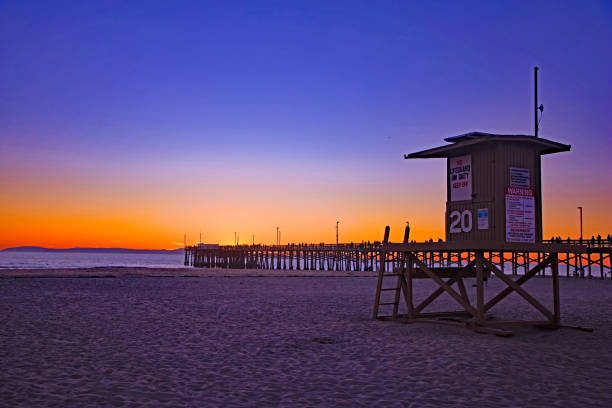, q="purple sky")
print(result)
[1,1,611,247]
